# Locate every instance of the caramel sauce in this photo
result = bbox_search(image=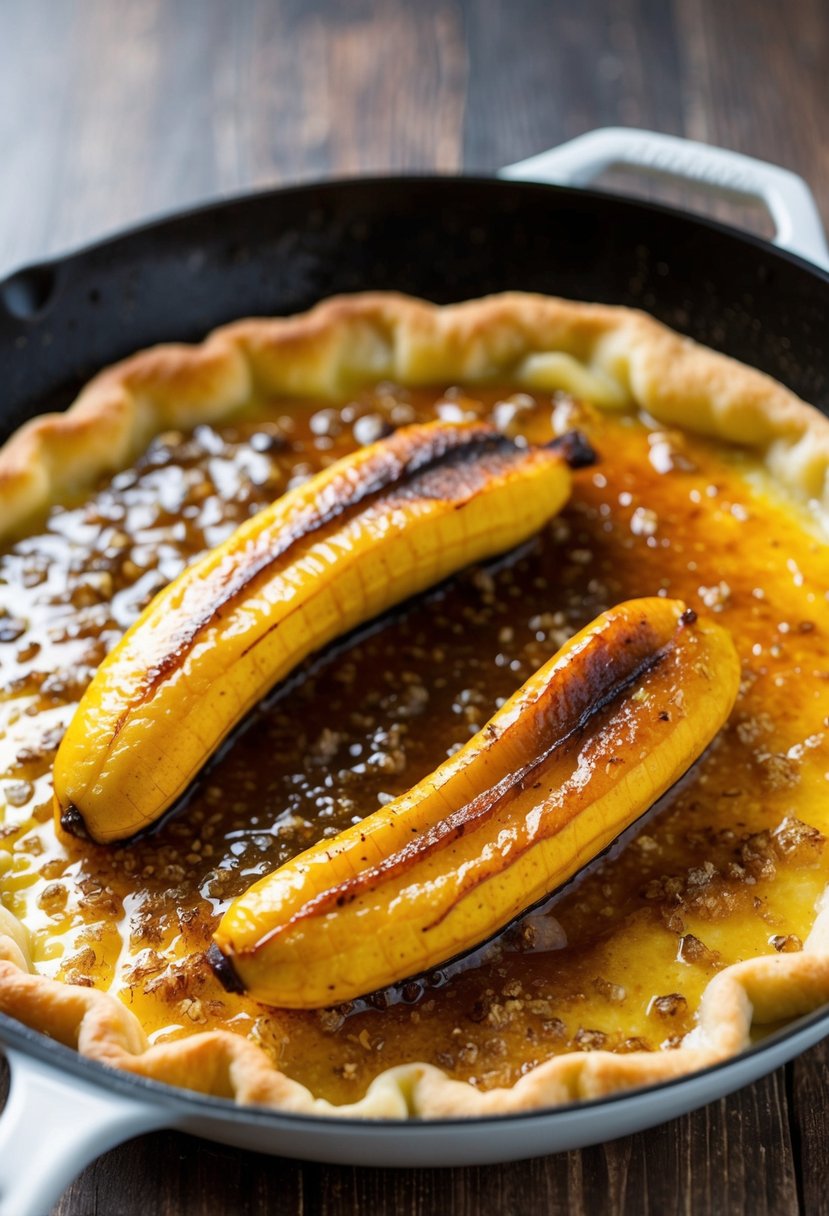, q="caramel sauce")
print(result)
[1,386,828,1104]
